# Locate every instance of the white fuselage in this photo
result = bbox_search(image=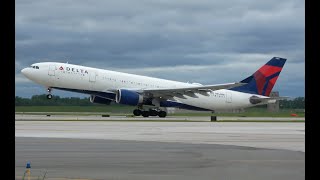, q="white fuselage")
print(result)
[21,62,265,111]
